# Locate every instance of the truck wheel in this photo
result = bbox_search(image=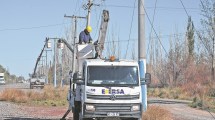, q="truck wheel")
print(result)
[127,118,141,120]
[30,85,33,89]
[73,101,81,120]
